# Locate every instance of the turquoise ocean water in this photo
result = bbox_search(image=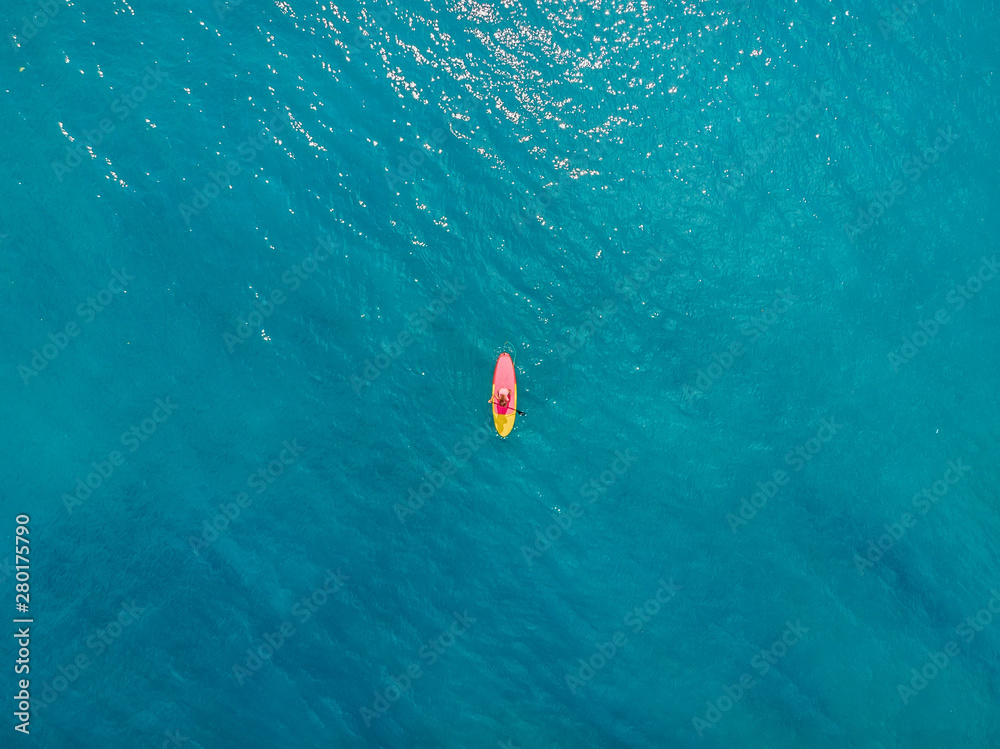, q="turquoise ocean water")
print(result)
[3,0,1000,746]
